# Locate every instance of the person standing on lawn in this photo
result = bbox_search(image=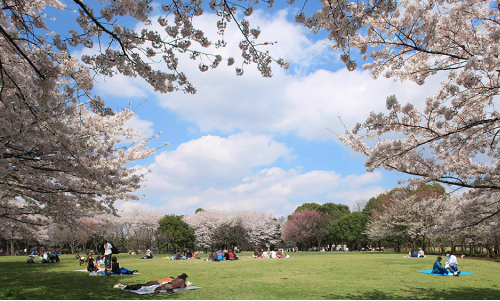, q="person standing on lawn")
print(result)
[103,240,112,269]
